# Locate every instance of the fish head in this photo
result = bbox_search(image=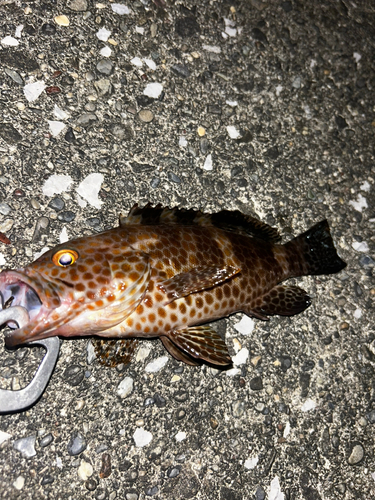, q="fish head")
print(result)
[0,234,151,346]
